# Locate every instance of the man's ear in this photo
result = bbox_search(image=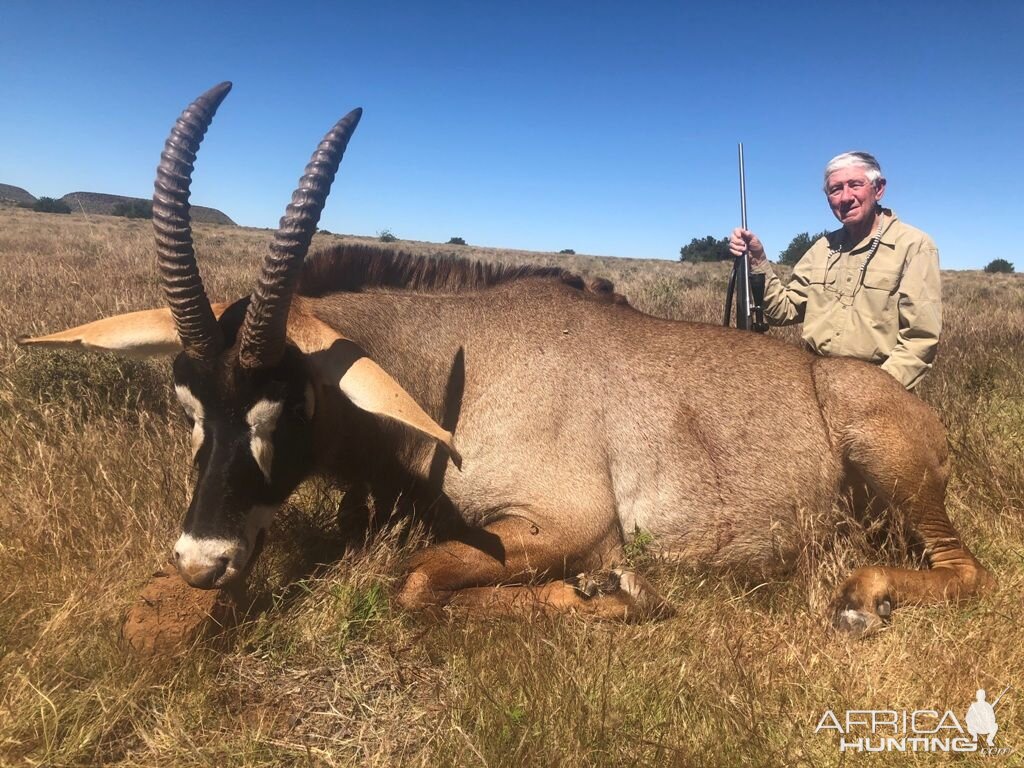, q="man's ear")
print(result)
[17,304,231,358]
[287,311,461,468]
